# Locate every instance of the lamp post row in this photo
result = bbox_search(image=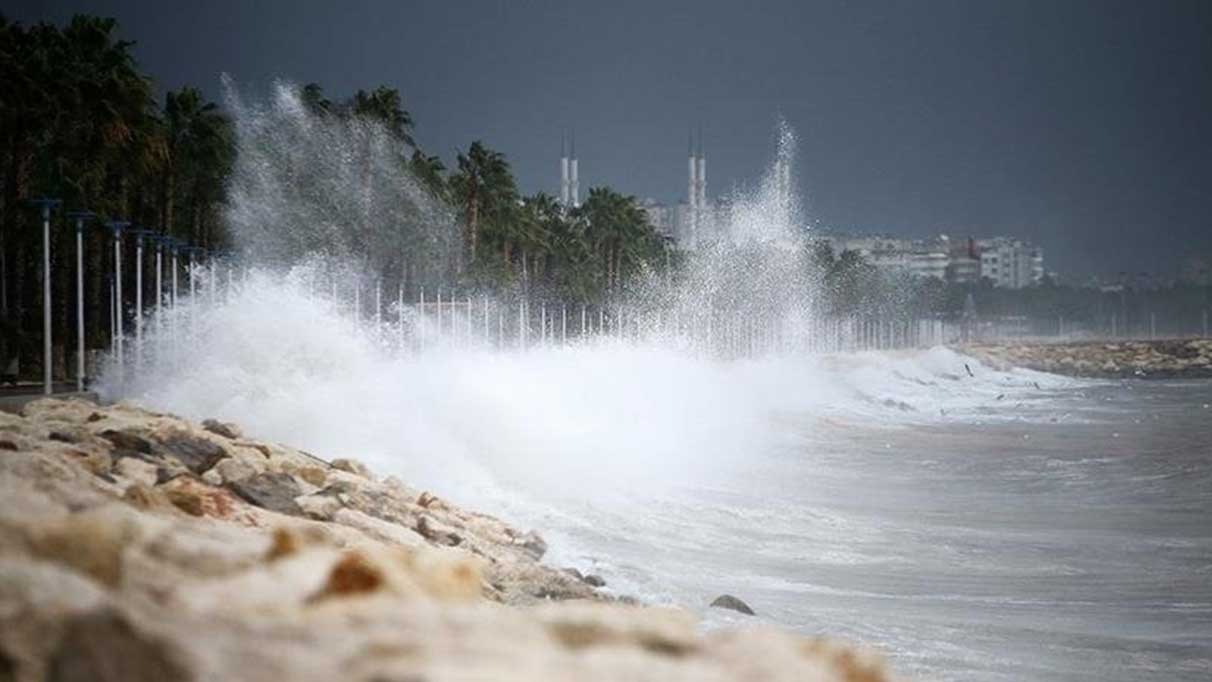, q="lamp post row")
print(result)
[24,199,210,395]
